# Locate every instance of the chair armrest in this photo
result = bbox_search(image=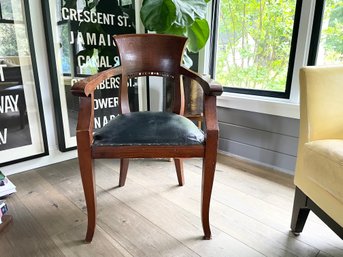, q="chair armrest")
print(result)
[71,66,123,97]
[179,66,223,96]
